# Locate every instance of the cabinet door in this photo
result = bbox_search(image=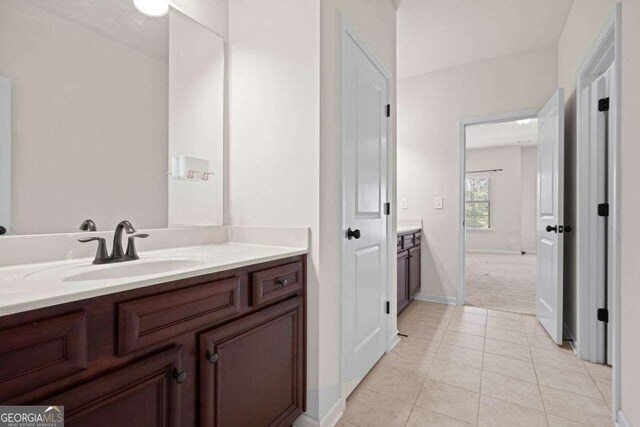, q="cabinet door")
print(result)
[397,251,410,314]
[408,246,421,298]
[42,346,184,427]
[200,297,304,427]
